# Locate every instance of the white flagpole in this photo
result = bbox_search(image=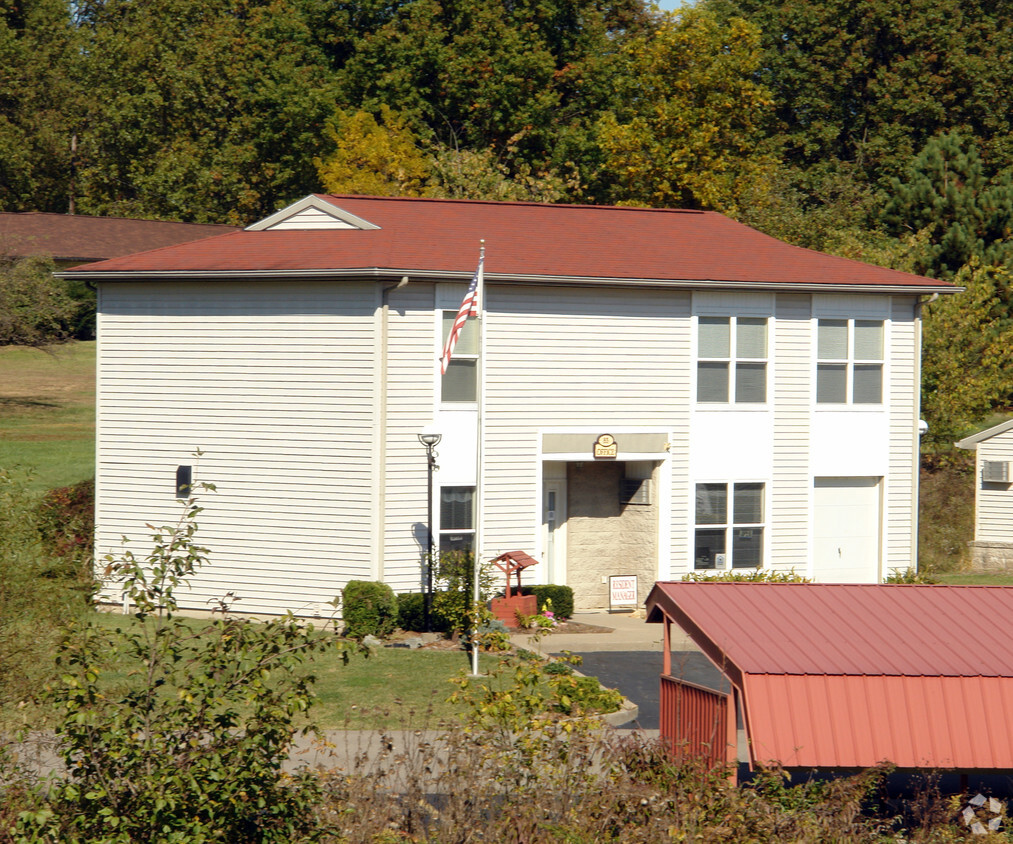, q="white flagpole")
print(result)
[471,240,485,677]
